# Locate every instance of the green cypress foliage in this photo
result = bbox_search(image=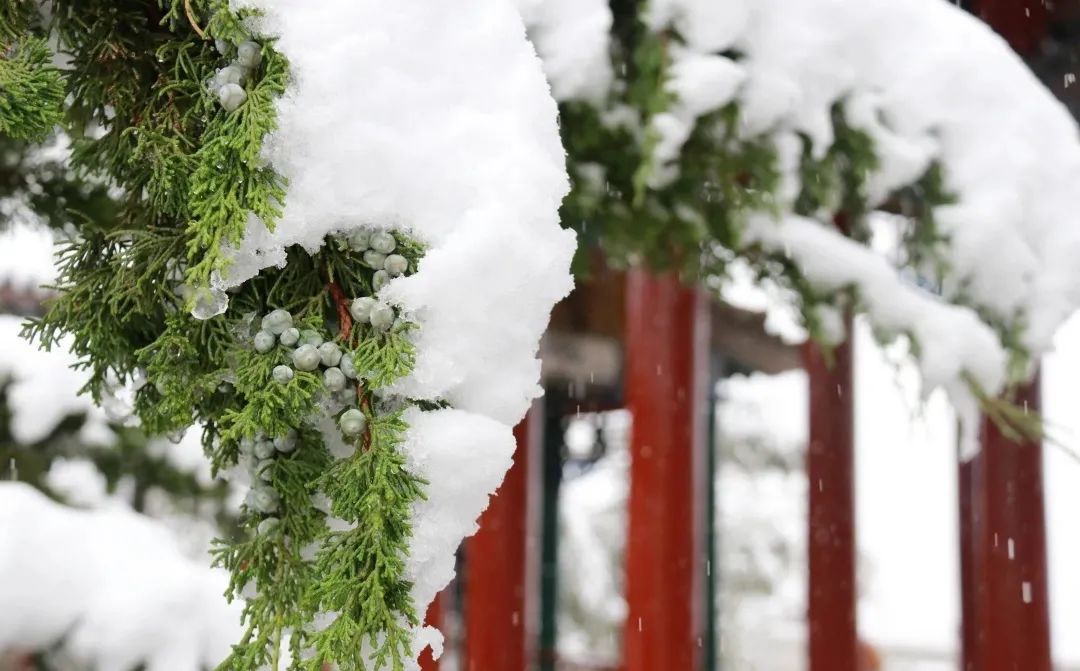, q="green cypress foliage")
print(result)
[6,2,430,668]
[1,1,64,141]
